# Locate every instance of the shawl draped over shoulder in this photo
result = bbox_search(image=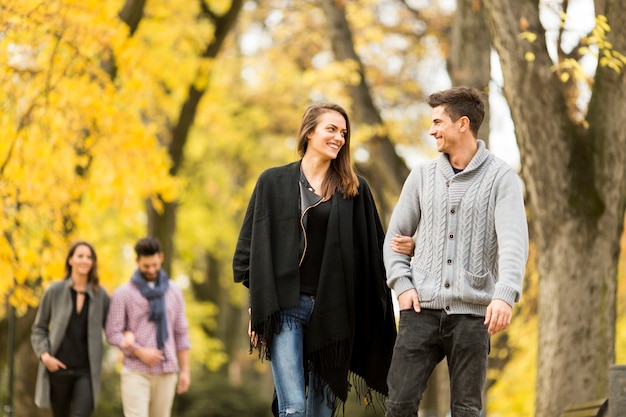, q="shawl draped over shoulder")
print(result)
[233,161,396,407]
